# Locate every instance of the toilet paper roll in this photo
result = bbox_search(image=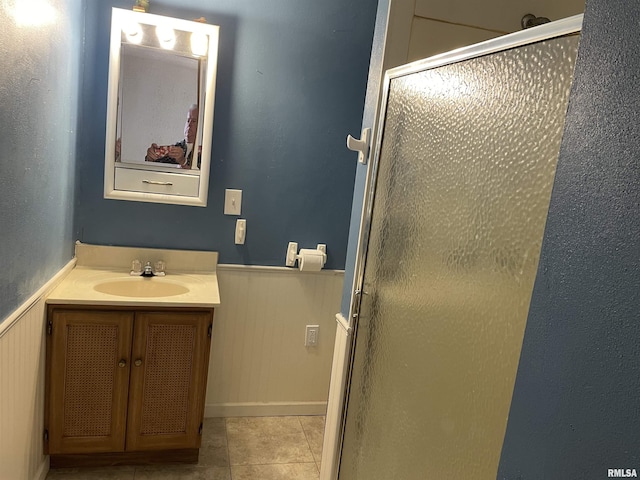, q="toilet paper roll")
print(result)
[298,249,325,272]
